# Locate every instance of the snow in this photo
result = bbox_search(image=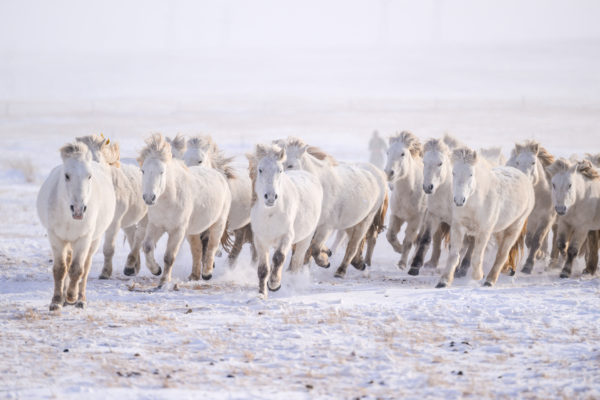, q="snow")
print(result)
[1,36,600,400]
